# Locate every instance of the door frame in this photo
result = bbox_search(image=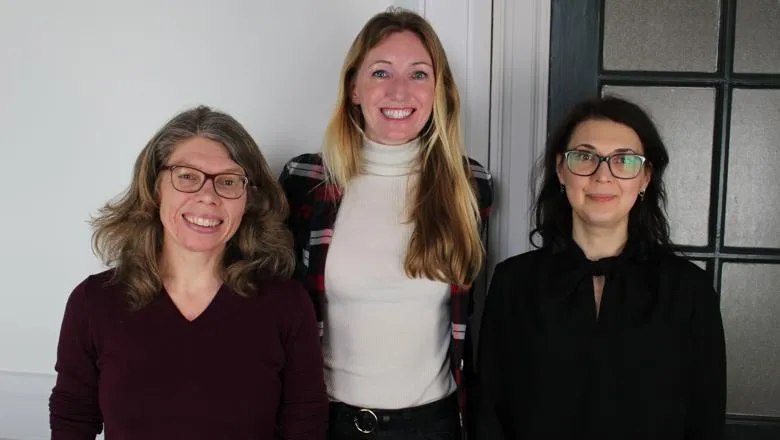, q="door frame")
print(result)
[487,0,551,271]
